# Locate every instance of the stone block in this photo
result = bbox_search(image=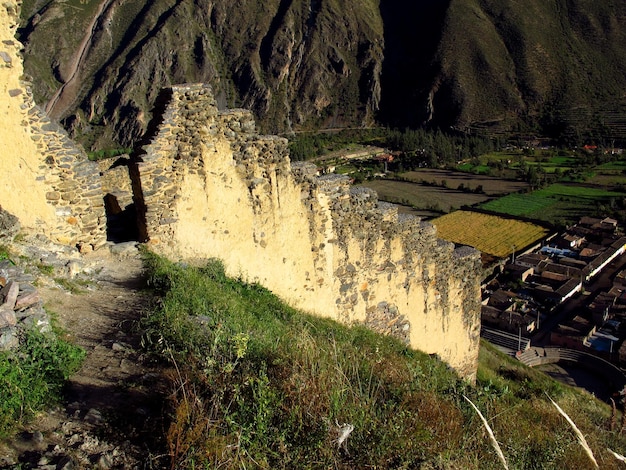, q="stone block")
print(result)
[15,291,41,311]
[0,280,19,309]
[0,306,16,328]
[0,327,18,350]
[0,50,11,65]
